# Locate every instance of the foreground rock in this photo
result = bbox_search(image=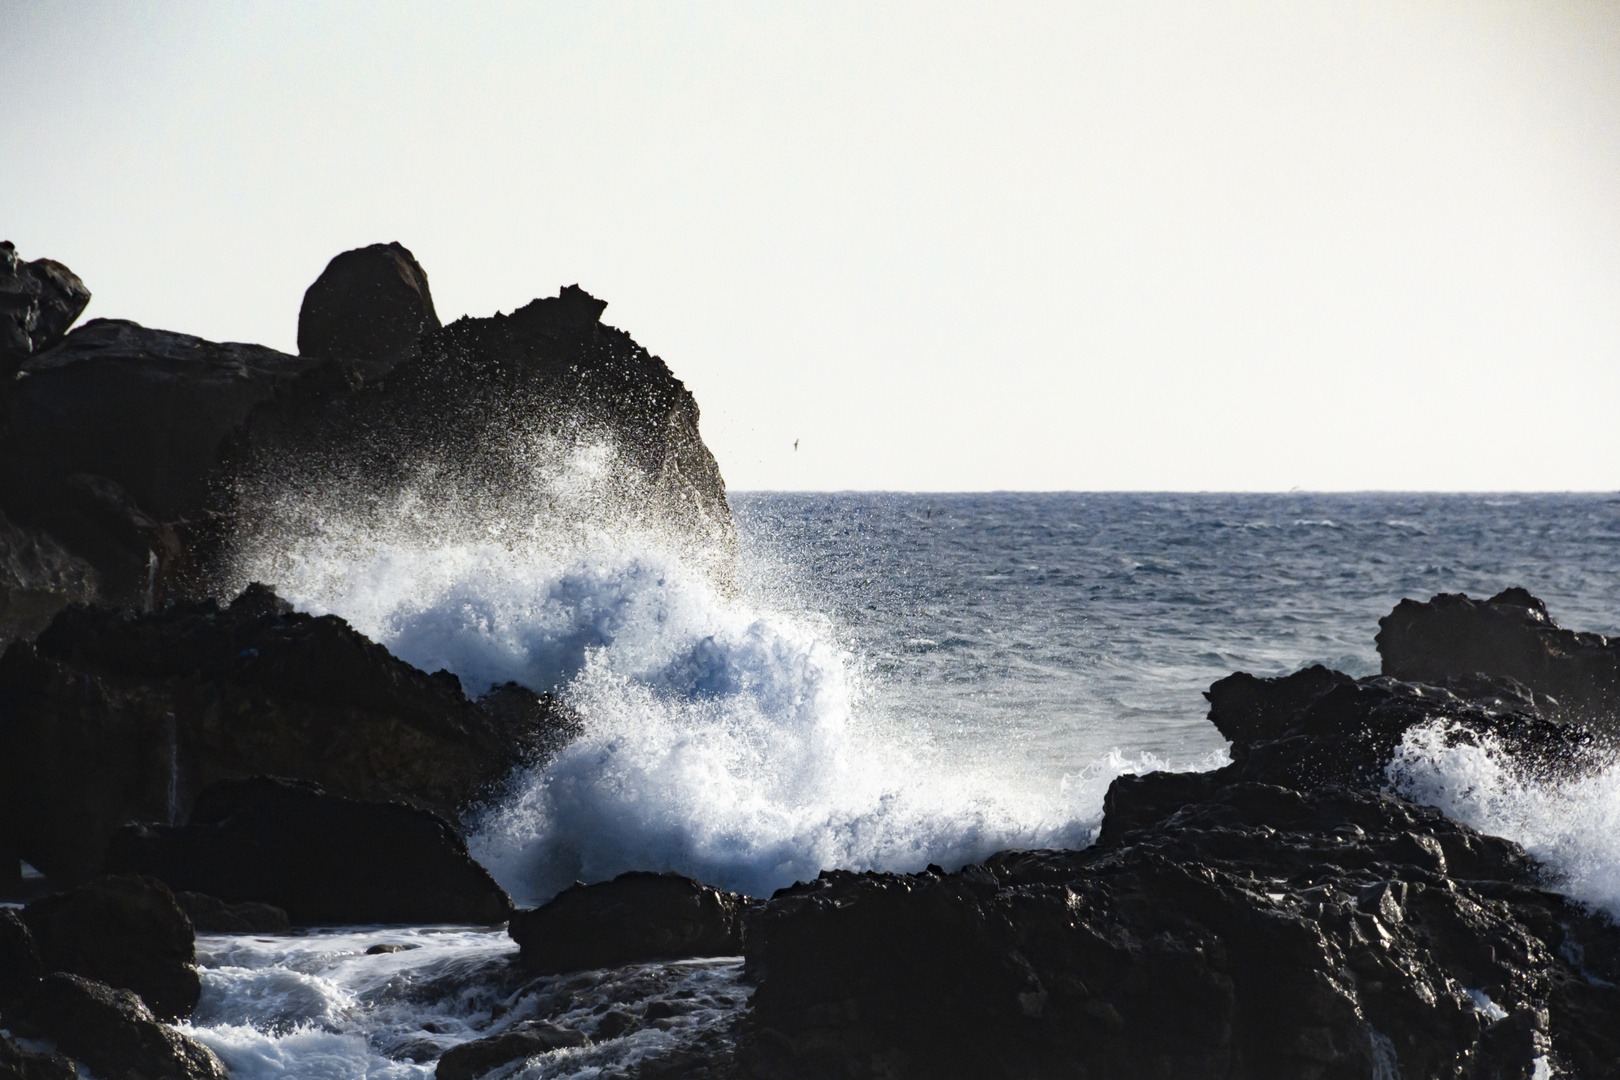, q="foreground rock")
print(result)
[7,973,227,1080]
[510,871,750,974]
[105,776,513,925]
[19,874,199,1021]
[0,583,575,883]
[1378,587,1620,728]
[741,590,1620,1080]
